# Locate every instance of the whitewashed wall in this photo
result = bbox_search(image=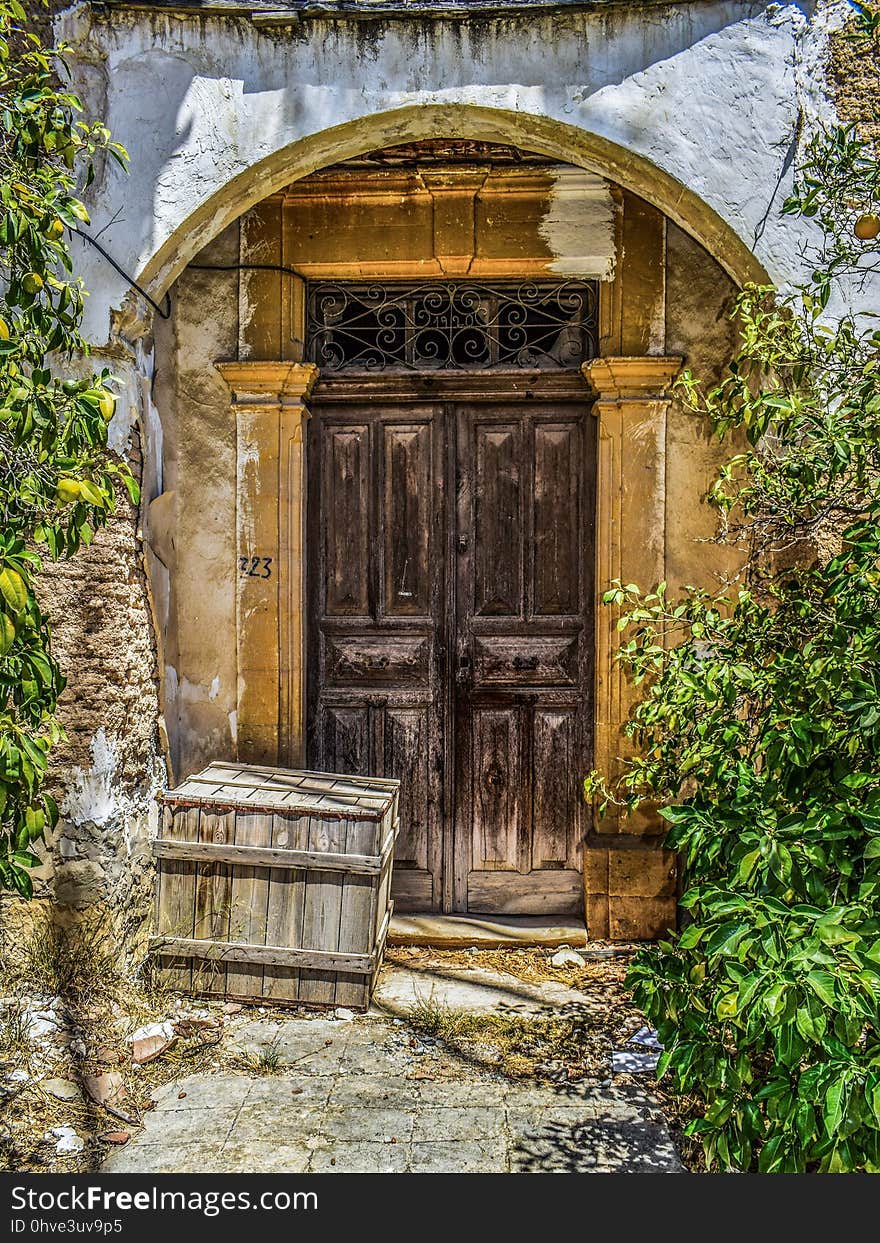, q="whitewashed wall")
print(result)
[58,0,848,344]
